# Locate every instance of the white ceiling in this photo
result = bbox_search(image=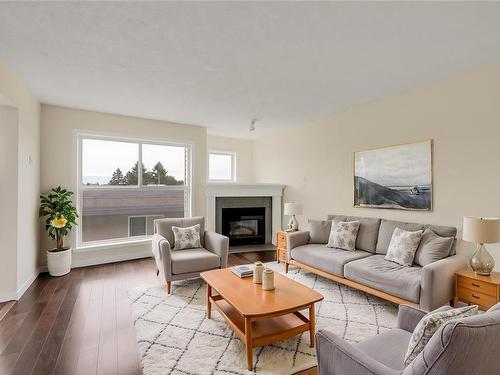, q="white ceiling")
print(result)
[1,2,500,138]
